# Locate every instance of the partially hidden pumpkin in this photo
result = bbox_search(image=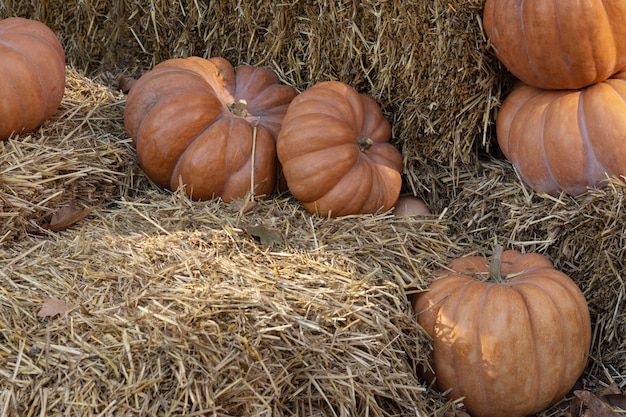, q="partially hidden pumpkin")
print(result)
[496,70,626,196]
[392,196,431,217]
[0,17,66,141]
[124,56,298,201]
[276,81,403,217]
[412,248,591,417]
[483,0,626,90]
